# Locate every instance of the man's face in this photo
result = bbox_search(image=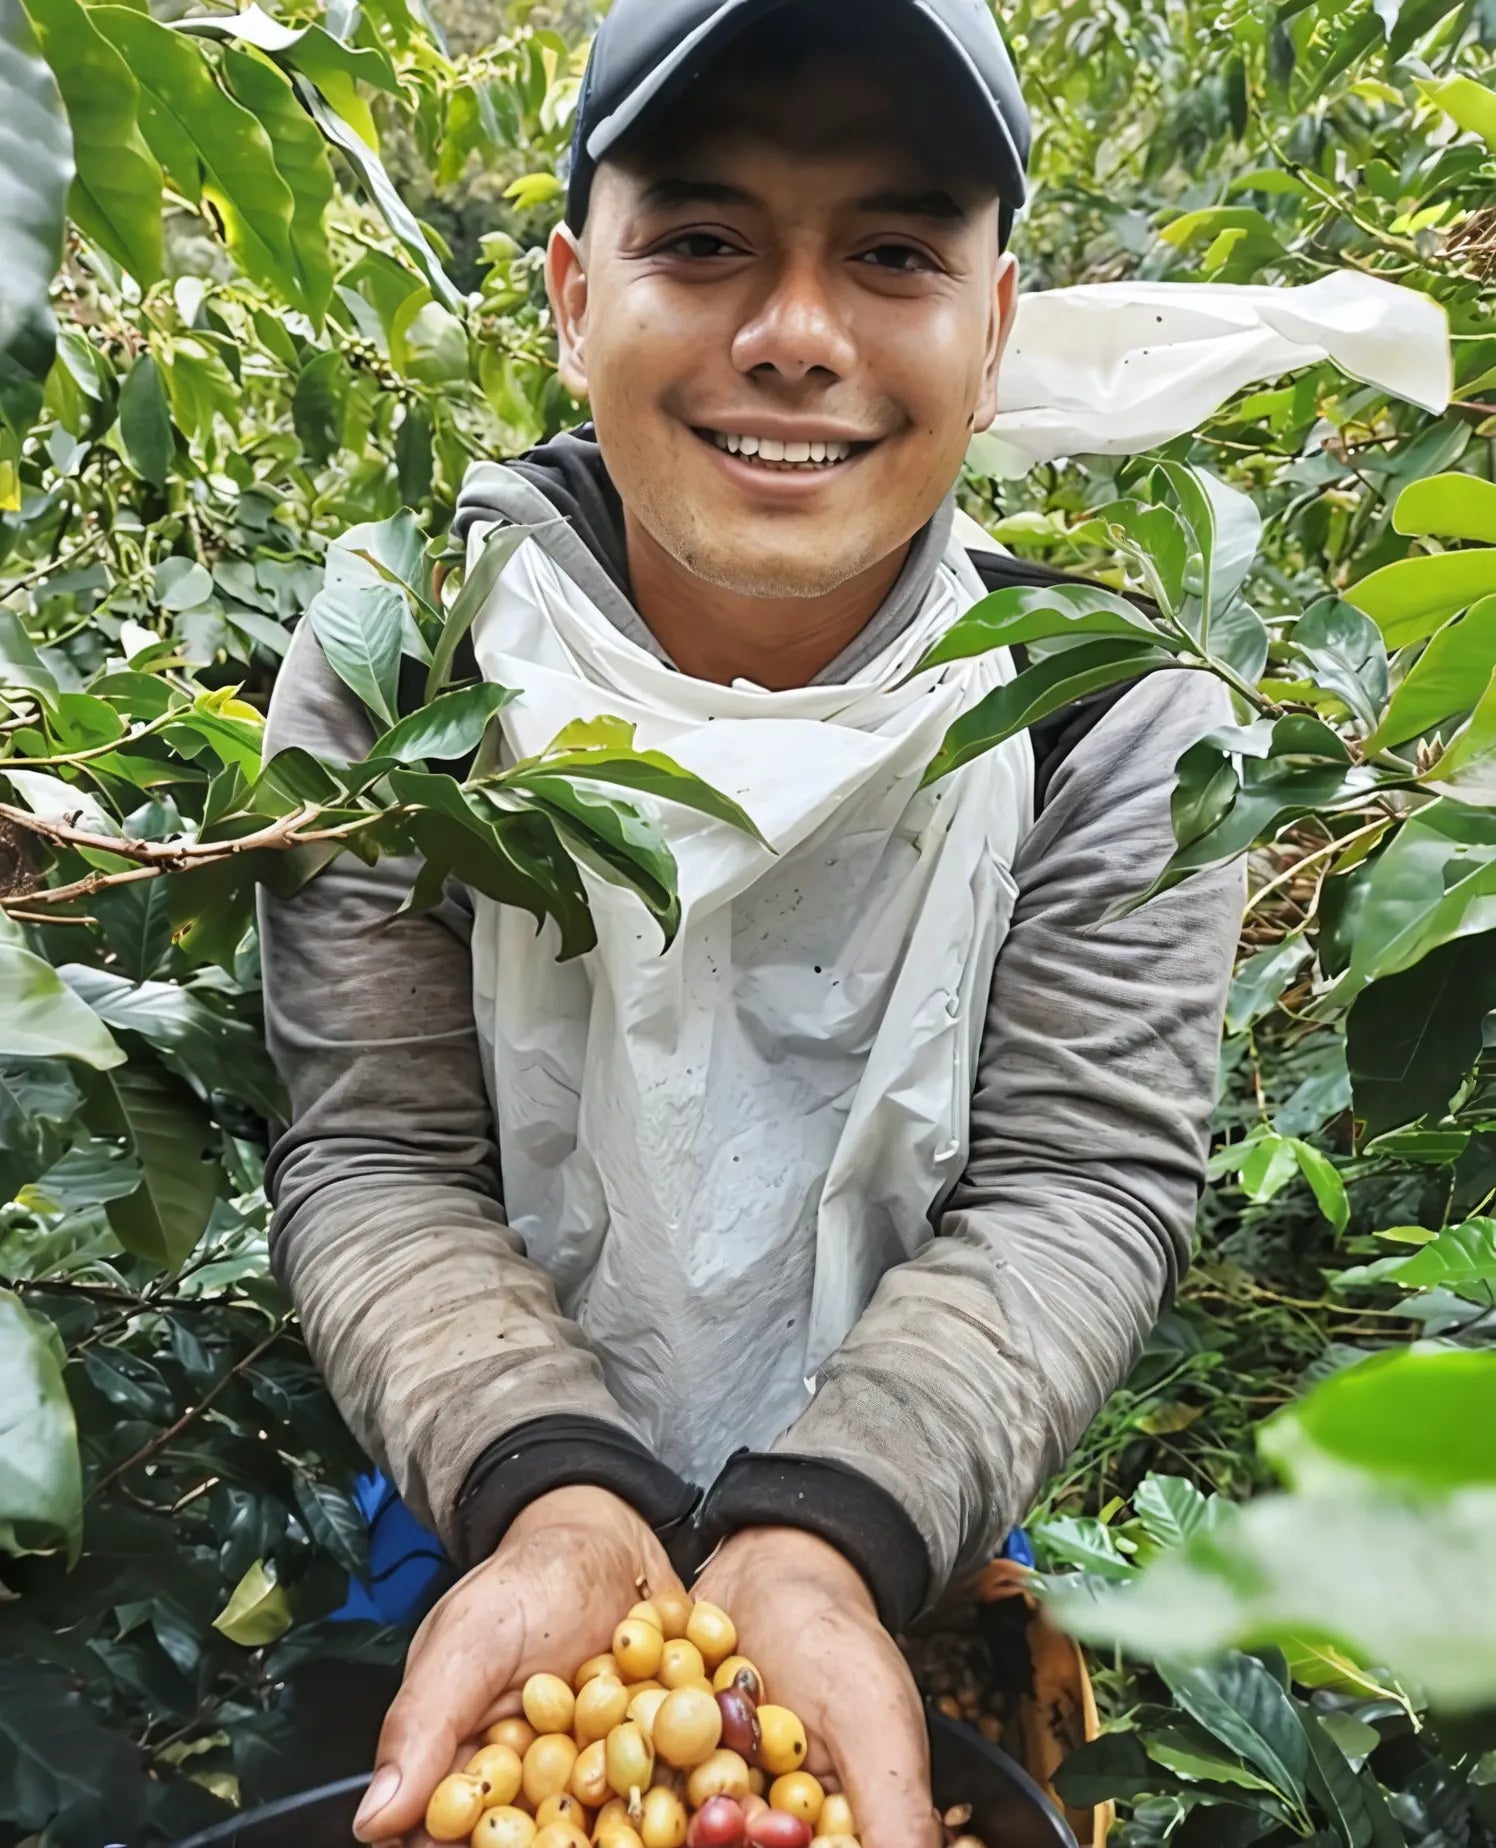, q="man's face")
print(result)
[547,53,1018,602]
